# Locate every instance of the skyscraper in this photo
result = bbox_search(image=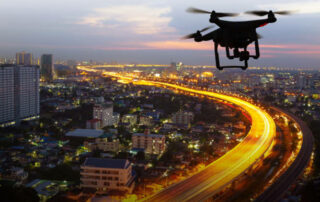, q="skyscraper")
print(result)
[0,65,39,127]
[0,66,15,125]
[40,54,54,81]
[16,52,33,65]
